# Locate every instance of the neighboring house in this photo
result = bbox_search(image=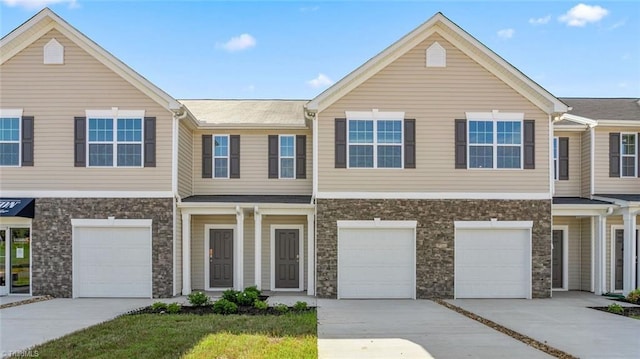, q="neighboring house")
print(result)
[1,9,636,300]
[552,98,639,296]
